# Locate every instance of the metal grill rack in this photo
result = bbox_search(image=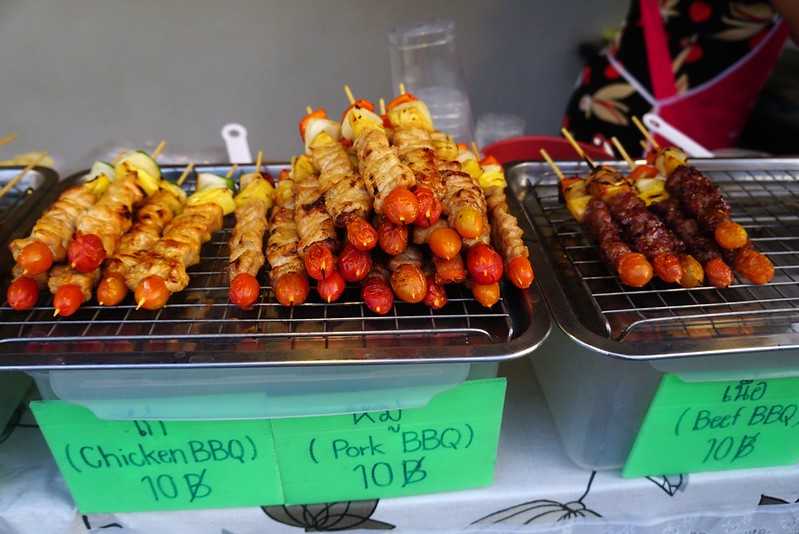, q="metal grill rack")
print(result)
[0,164,550,369]
[512,158,799,359]
[0,166,58,244]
